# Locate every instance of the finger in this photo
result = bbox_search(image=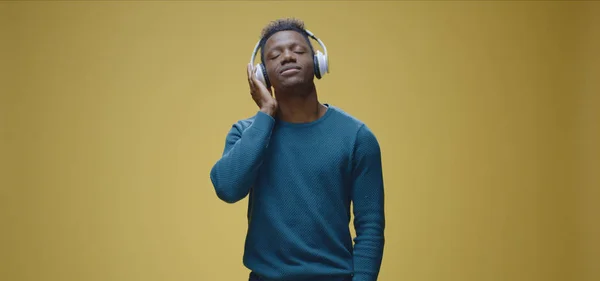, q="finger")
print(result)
[252,70,266,88]
[251,66,271,93]
[251,70,263,89]
[247,65,256,91]
[247,63,253,76]
[253,76,269,93]
[250,73,262,89]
